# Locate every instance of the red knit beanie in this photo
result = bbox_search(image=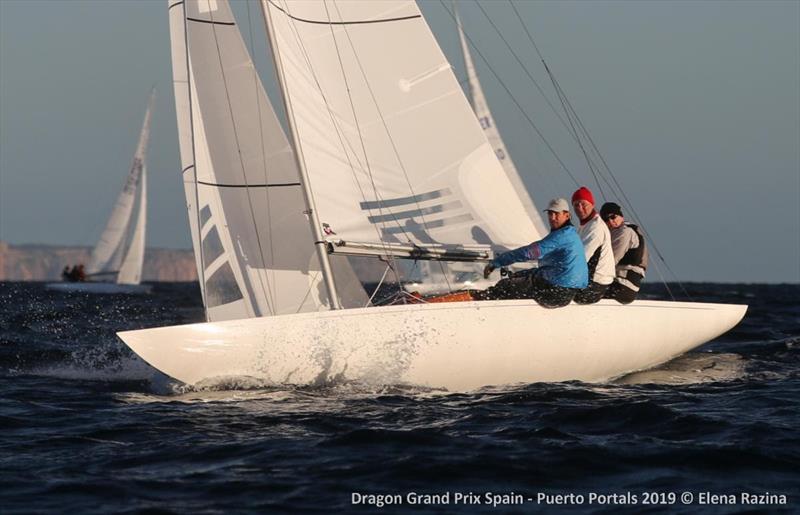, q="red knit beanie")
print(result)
[571,186,595,206]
